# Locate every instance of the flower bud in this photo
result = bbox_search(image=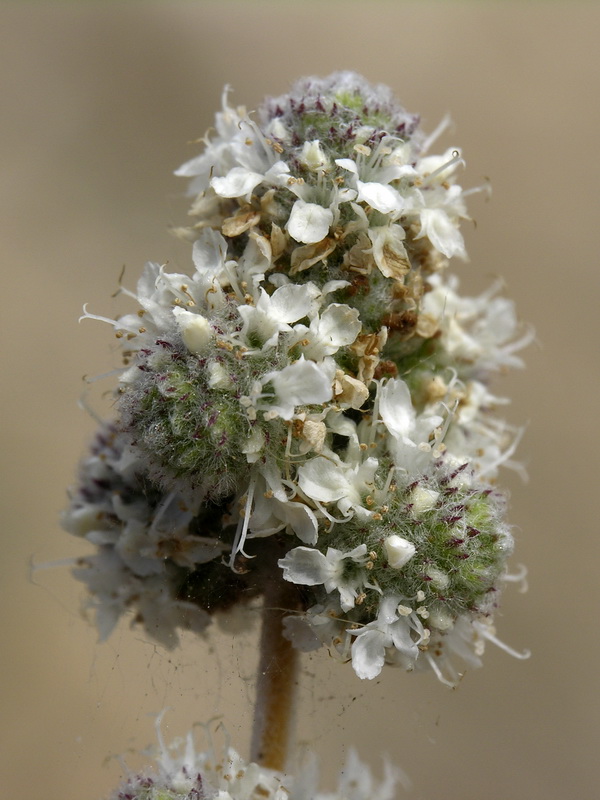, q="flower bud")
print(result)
[384,535,416,569]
